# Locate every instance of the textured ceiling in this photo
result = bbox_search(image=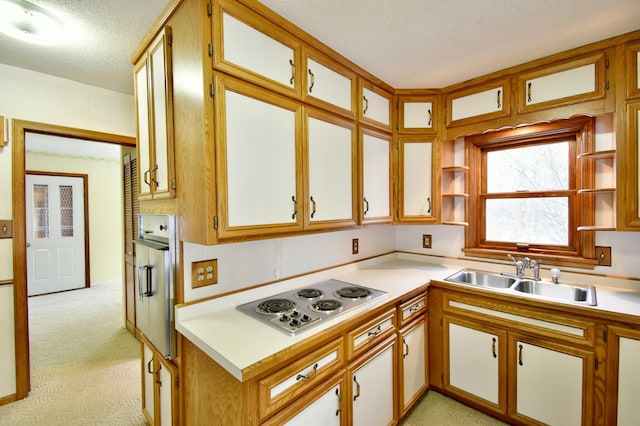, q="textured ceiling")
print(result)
[1,0,640,96]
